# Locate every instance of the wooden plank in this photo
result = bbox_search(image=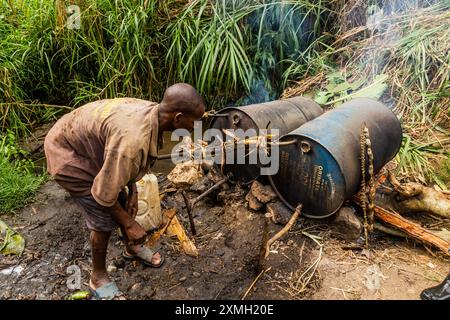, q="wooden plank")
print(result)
[166,215,199,257]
